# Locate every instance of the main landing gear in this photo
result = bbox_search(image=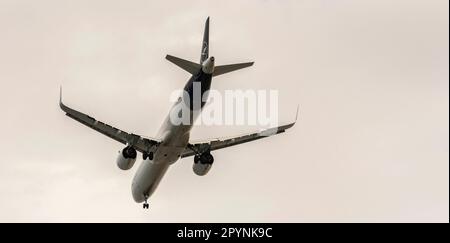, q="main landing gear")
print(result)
[143,152,154,161]
[143,195,149,209]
